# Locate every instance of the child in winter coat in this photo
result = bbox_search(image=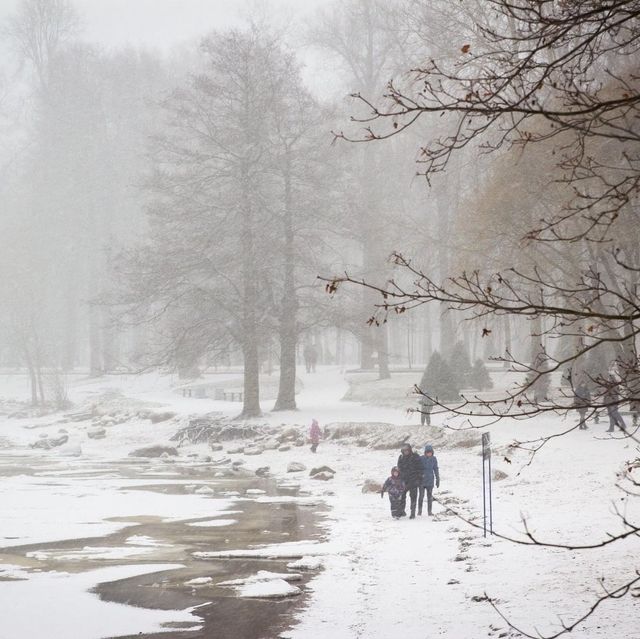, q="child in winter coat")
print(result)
[419,444,440,516]
[309,419,322,453]
[381,466,406,519]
